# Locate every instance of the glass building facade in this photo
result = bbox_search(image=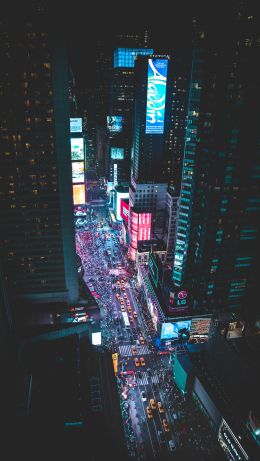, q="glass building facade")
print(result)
[114,47,153,68]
